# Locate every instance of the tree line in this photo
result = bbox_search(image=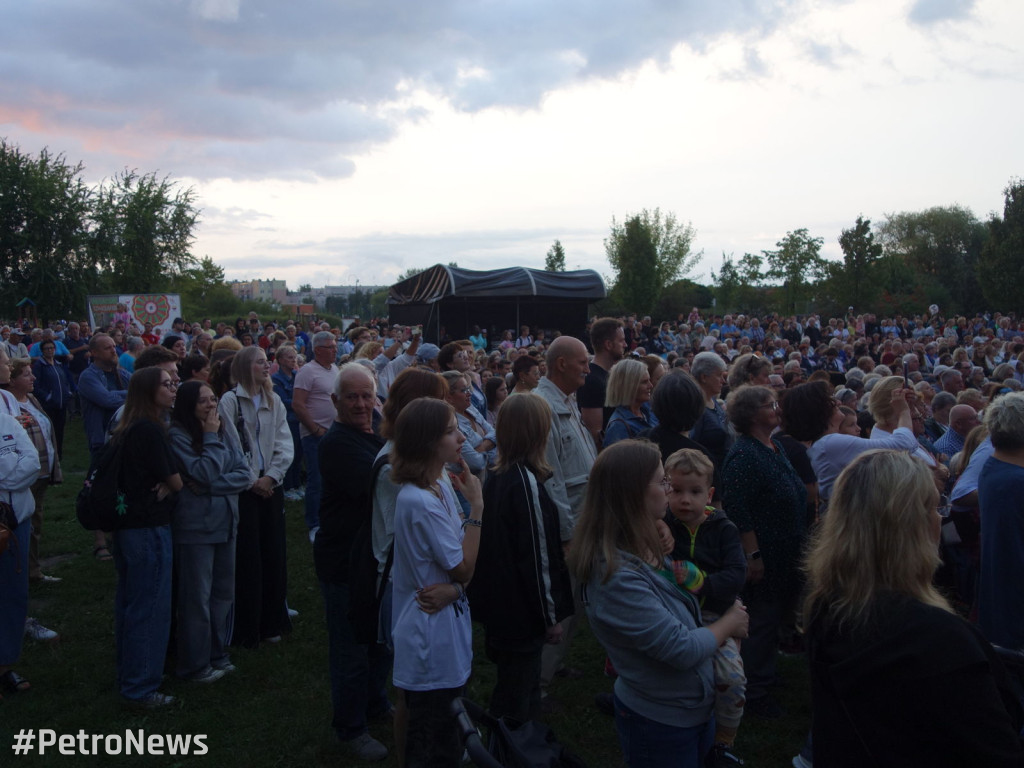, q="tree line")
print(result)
[0,139,240,321]
[5,137,1020,323]
[556,180,1022,320]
